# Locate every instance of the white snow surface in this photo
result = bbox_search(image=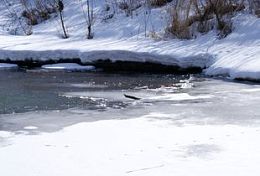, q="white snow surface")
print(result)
[0,1,259,80]
[23,126,38,130]
[1,117,260,176]
[0,63,18,69]
[42,63,95,71]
